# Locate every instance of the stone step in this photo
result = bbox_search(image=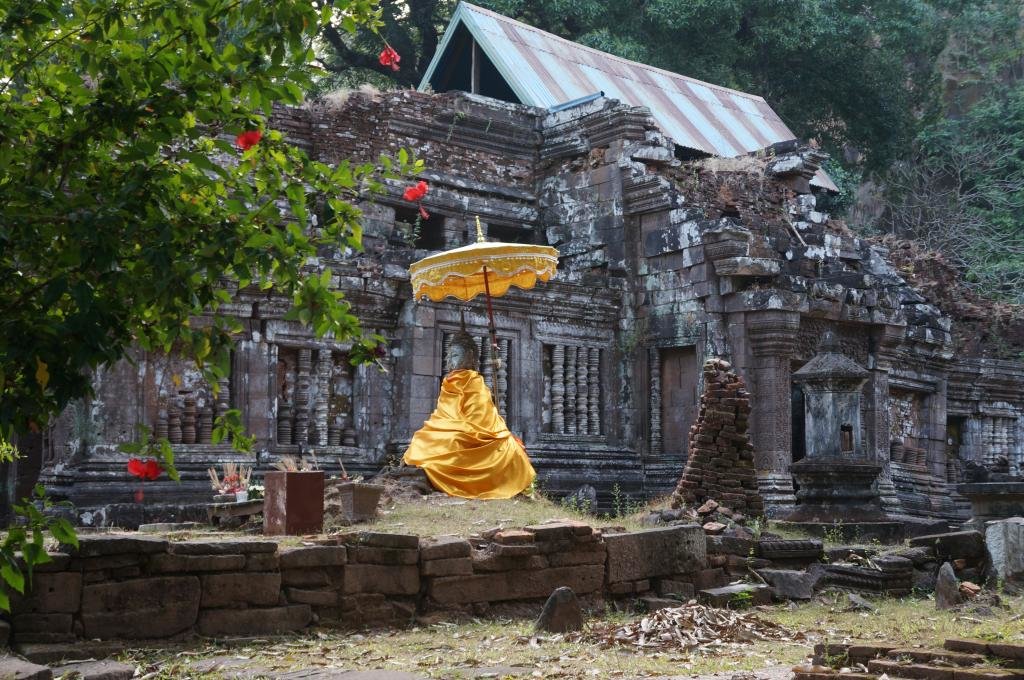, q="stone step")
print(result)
[697,583,771,608]
[793,667,877,680]
[887,649,988,666]
[944,640,1024,667]
[868,660,1024,680]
